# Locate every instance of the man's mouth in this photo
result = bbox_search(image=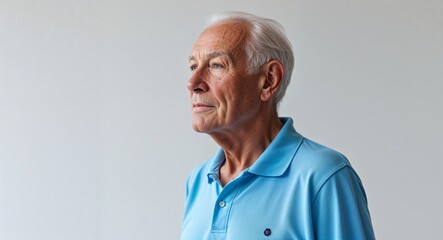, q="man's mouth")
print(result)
[192,103,215,113]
